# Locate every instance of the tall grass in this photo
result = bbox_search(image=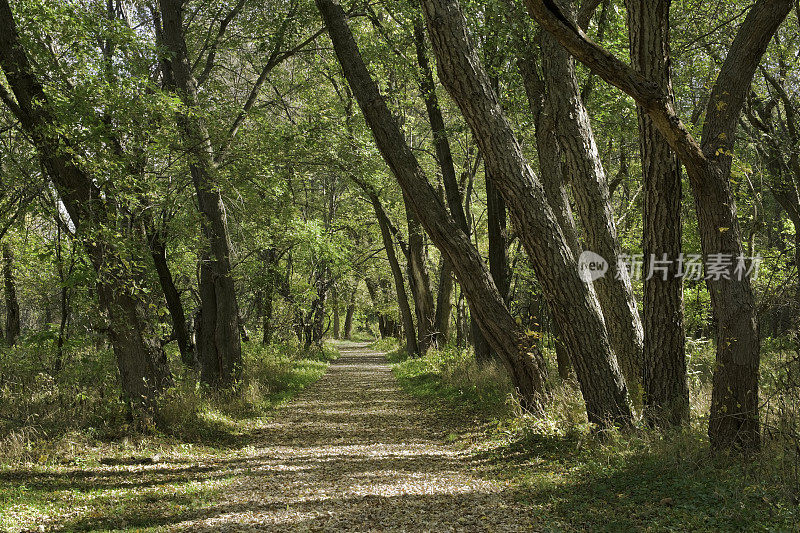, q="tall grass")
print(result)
[392,338,800,509]
[0,340,337,464]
